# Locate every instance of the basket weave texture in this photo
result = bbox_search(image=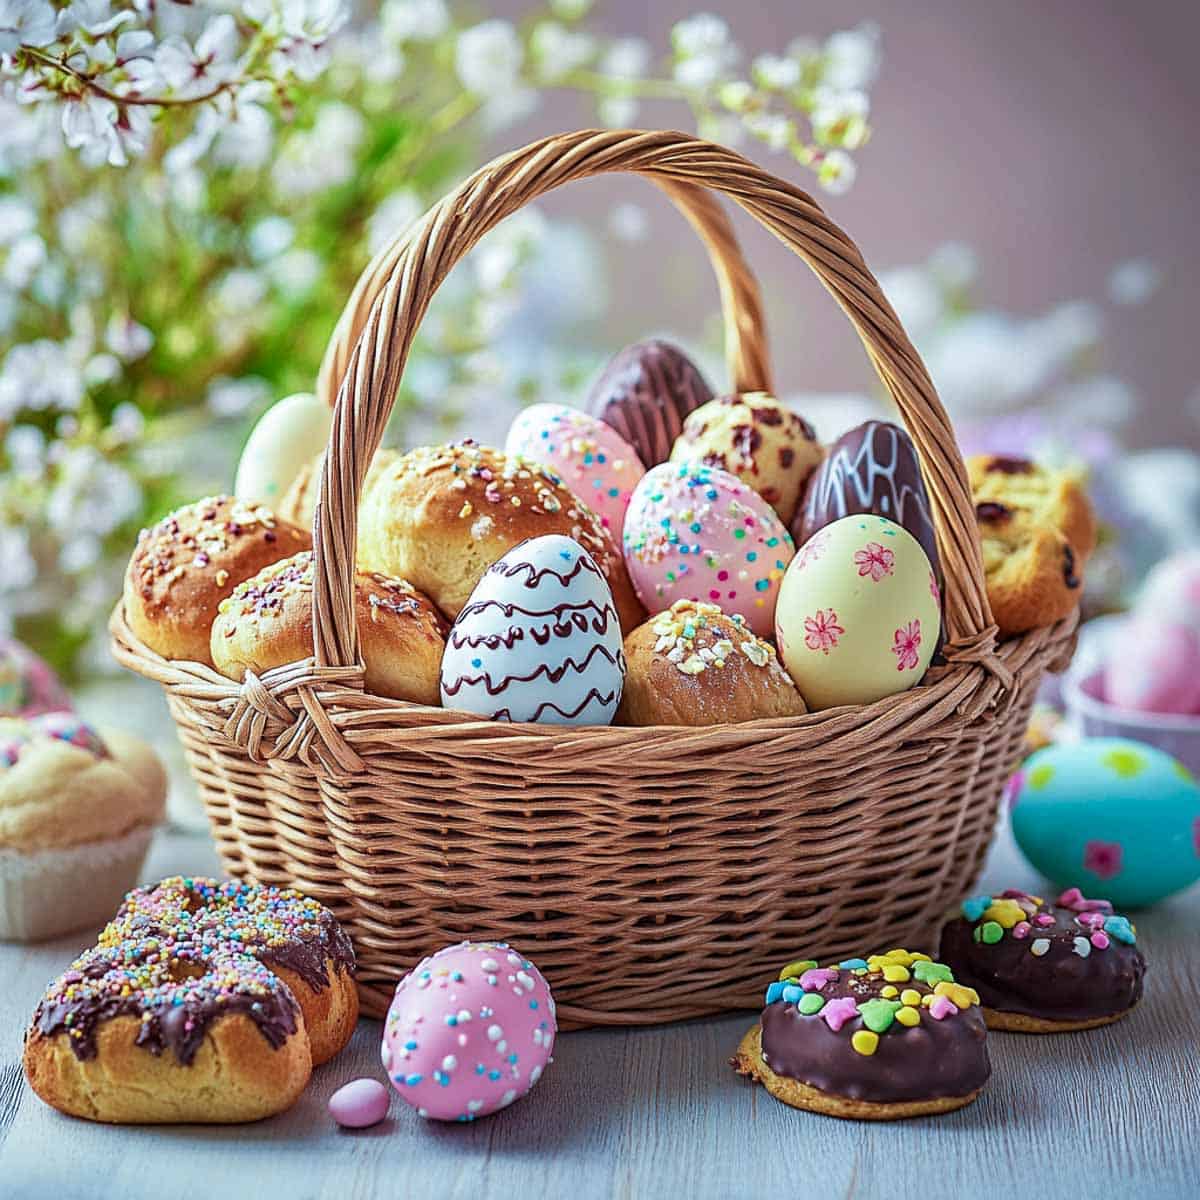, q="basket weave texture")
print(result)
[111,130,1077,1027]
